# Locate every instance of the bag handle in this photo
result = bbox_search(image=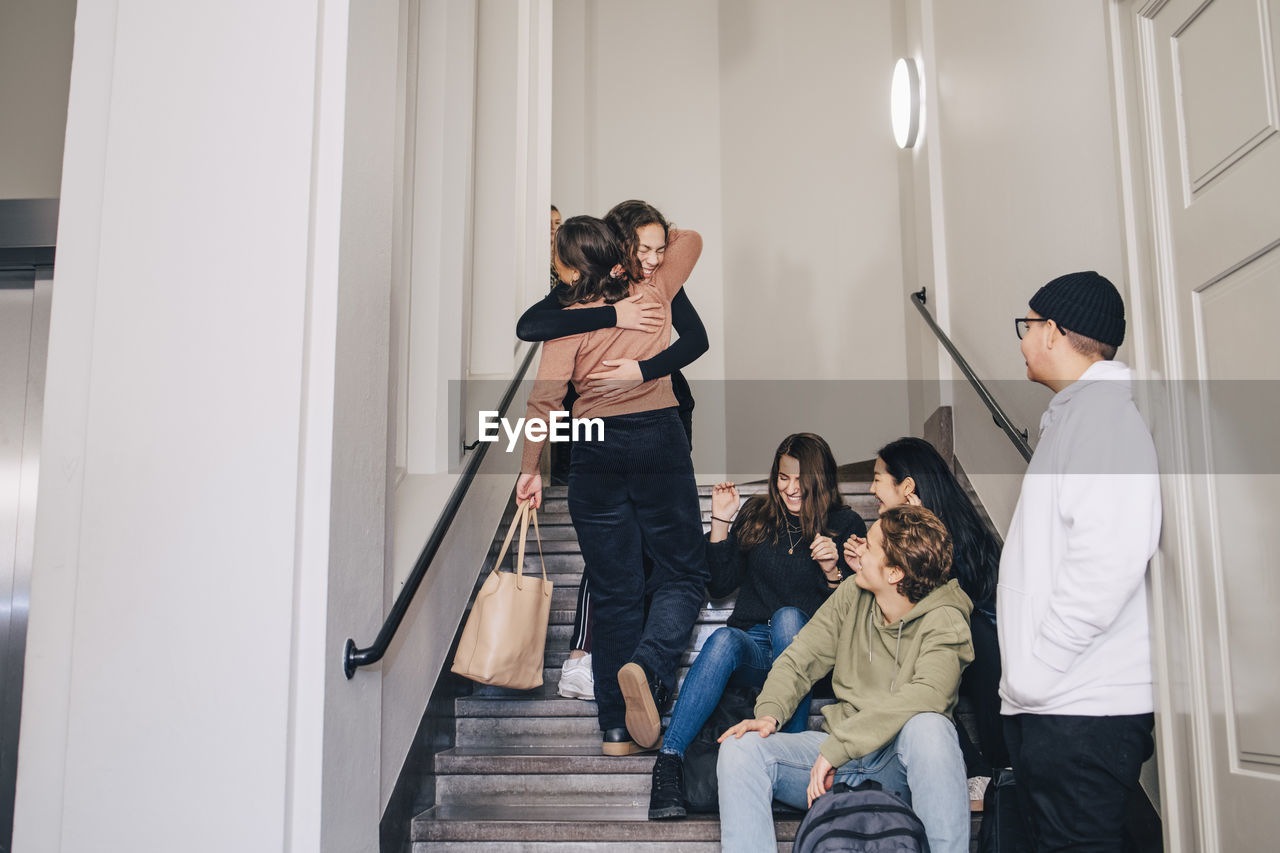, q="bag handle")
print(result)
[514,501,549,589]
[488,499,530,580]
